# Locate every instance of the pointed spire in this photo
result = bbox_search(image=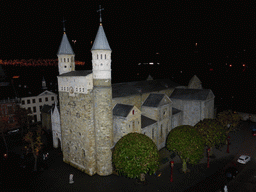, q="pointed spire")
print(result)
[91,26,111,50]
[91,6,111,51]
[57,34,74,55]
